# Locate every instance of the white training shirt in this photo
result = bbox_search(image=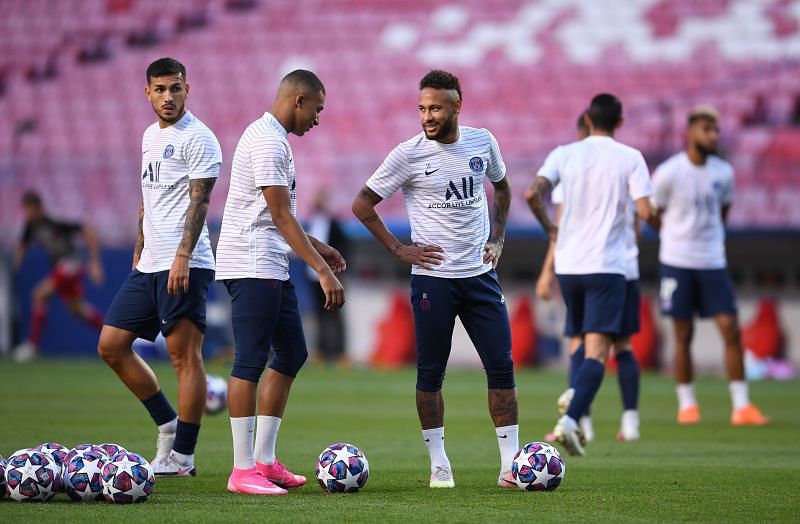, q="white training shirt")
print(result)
[215,112,297,281]
[137,111,221,273]
[552,183,640,280]
[366,126,507,278]
[538,135,652,276]
[652,152,733,270]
